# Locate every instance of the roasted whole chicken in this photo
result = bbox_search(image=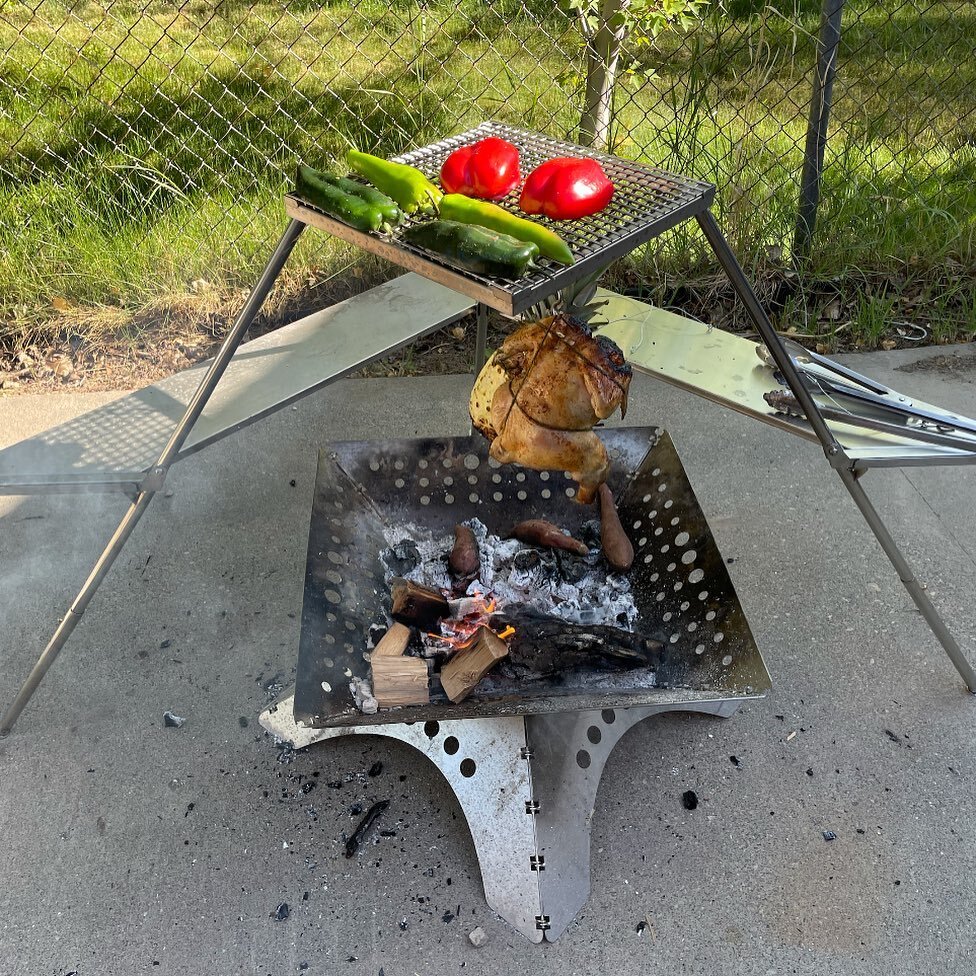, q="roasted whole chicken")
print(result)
[469,314,632,503]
